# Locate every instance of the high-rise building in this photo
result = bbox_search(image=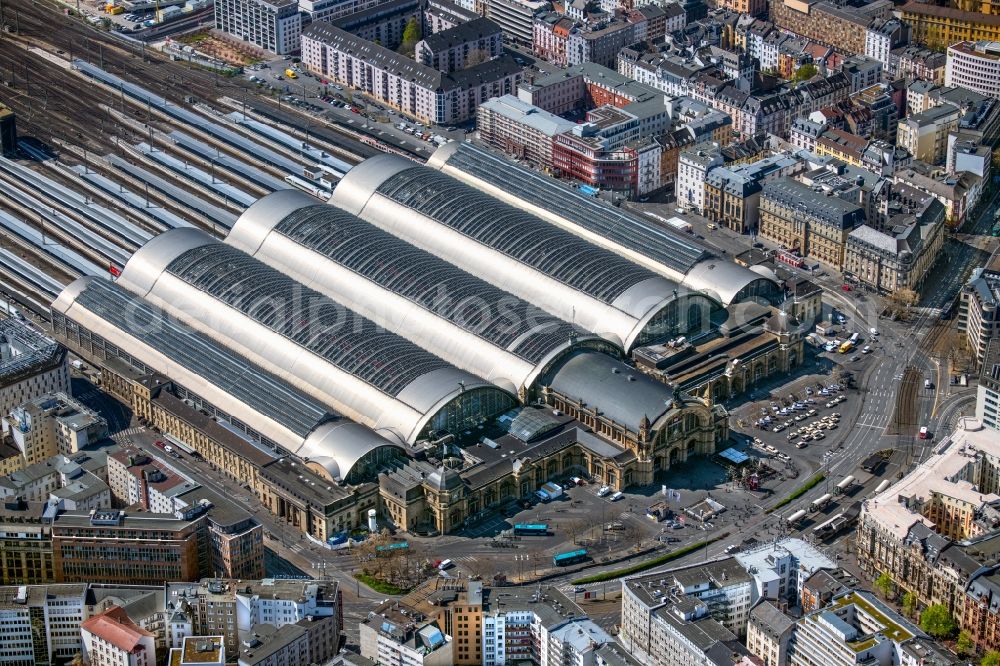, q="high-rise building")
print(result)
[214,0,302,54]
